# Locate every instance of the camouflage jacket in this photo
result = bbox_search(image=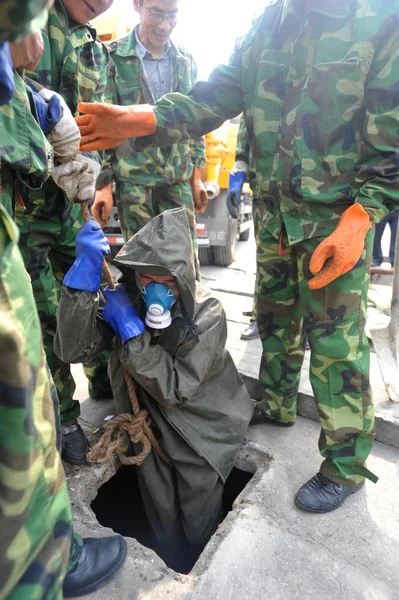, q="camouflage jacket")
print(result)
[142,0,399,243]
[0,70,53,215]
[97,28,205,189]
[235,115,260,200]
[24,0,109,207]
[0,0,48,43]
[0,204,72,599]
